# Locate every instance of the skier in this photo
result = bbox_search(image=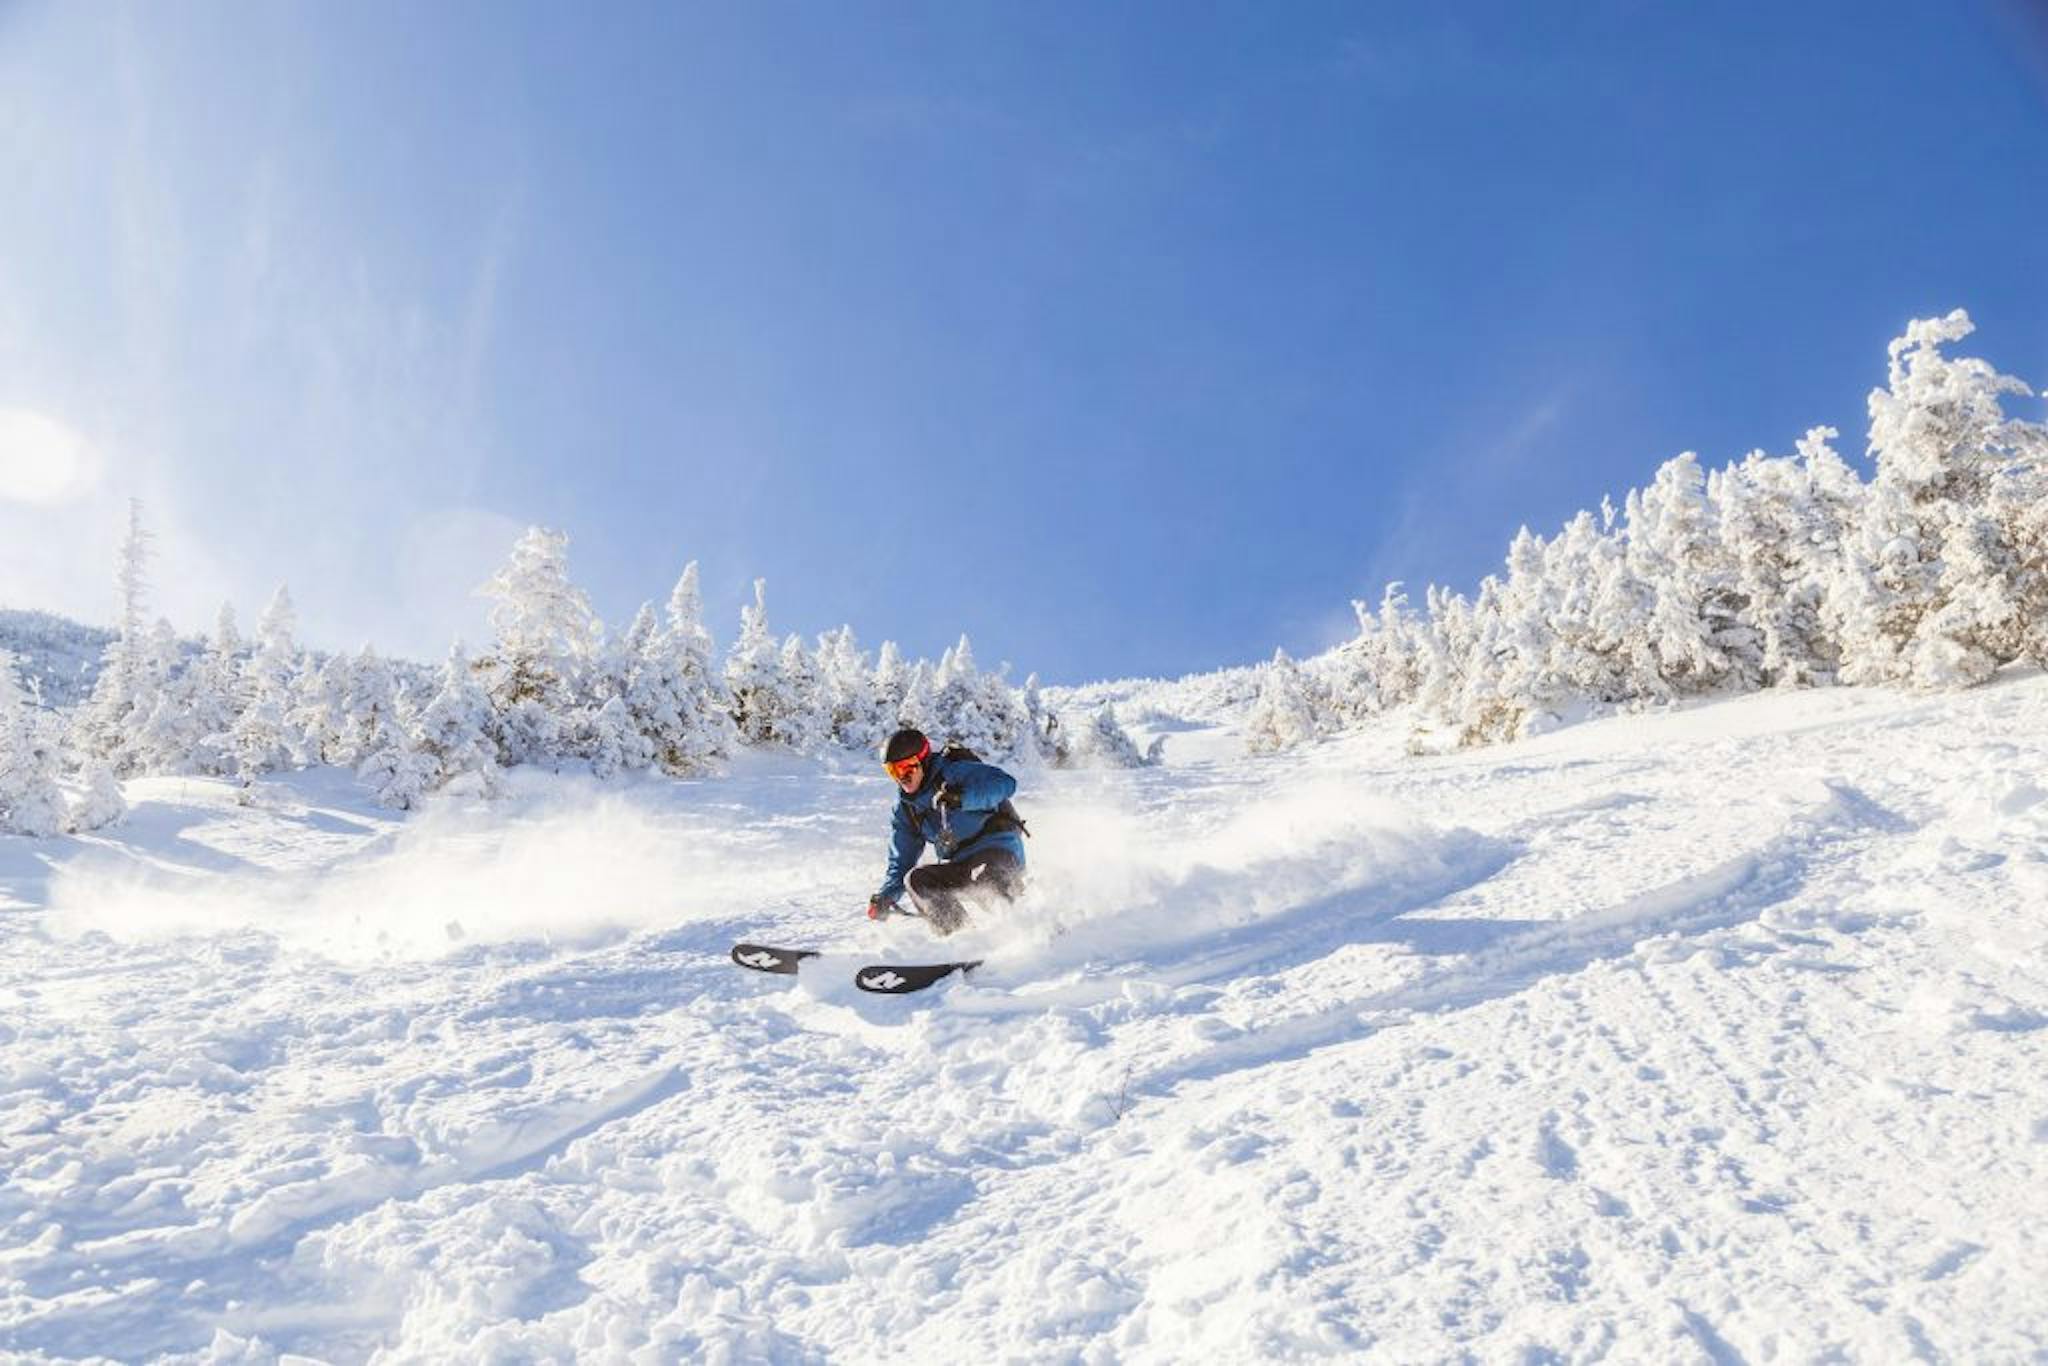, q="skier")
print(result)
[867,728,1027,935]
